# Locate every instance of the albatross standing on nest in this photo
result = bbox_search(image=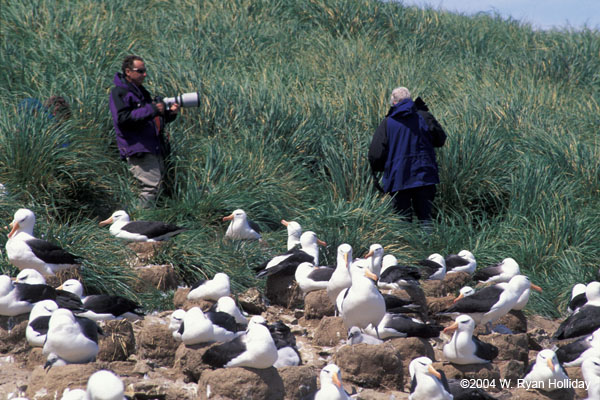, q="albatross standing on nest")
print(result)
[336,262,385,338]
[443,275,538,333]
[5,208,81,276]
